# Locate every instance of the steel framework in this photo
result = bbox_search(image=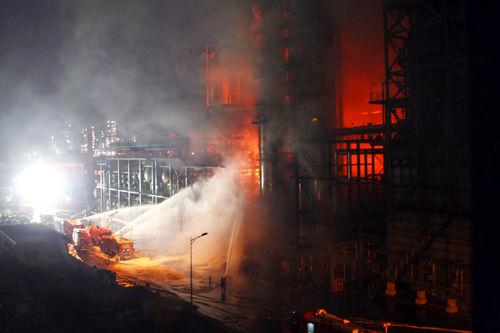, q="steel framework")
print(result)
[373,0,471,311]
[95,157,217,212]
